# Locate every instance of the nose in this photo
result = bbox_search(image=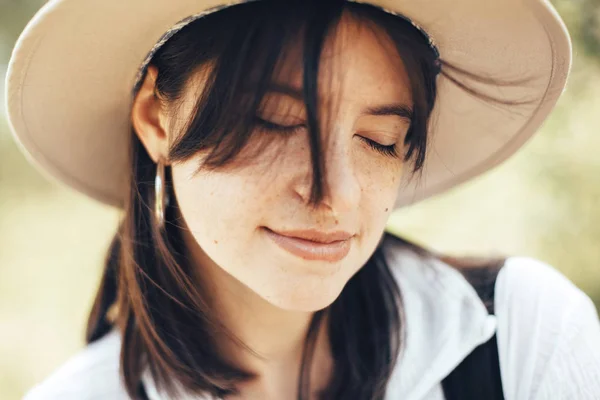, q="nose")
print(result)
[294,139,361,215]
